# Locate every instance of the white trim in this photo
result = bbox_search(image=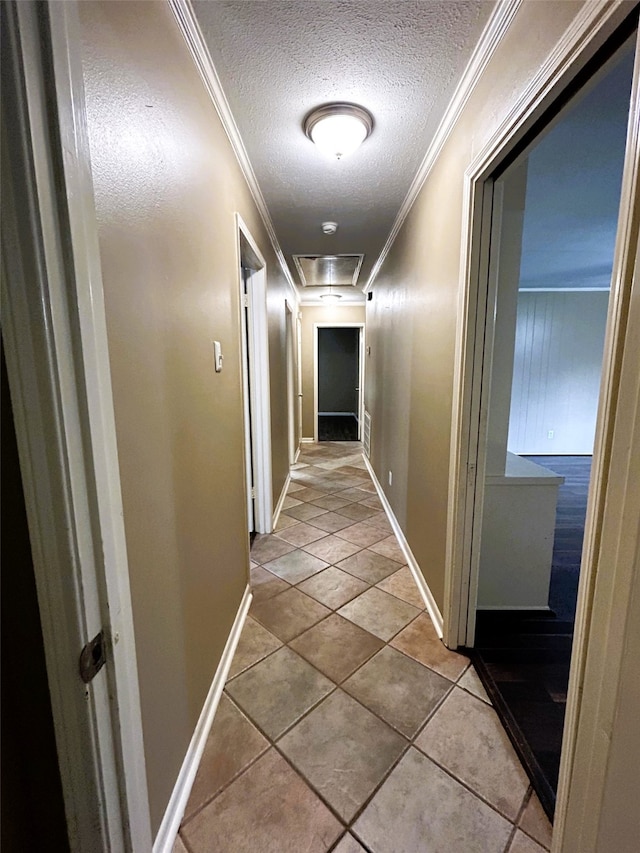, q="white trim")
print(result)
[300,437,315,444]
[236,214,274,534]
[555,25,640,853]
[153,586,252,853]
[318,411,359,417]
[362,410,372,459]
[364,0,522,291]
[444,0,634,651]
[313,323,365,444]
[362,456,444,637]
[272,474,292,529]
[294,447,301,463]
[169,0,298,305]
